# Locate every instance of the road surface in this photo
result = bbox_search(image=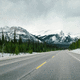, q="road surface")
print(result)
[0,50,80,80]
